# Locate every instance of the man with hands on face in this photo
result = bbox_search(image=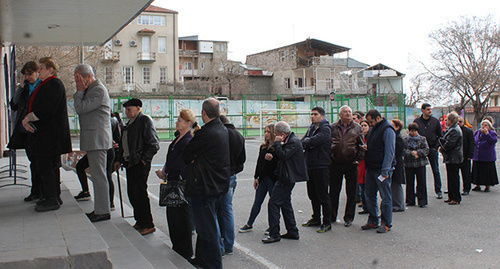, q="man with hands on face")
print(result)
[262,121,308,244]
[73,64,113,222]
